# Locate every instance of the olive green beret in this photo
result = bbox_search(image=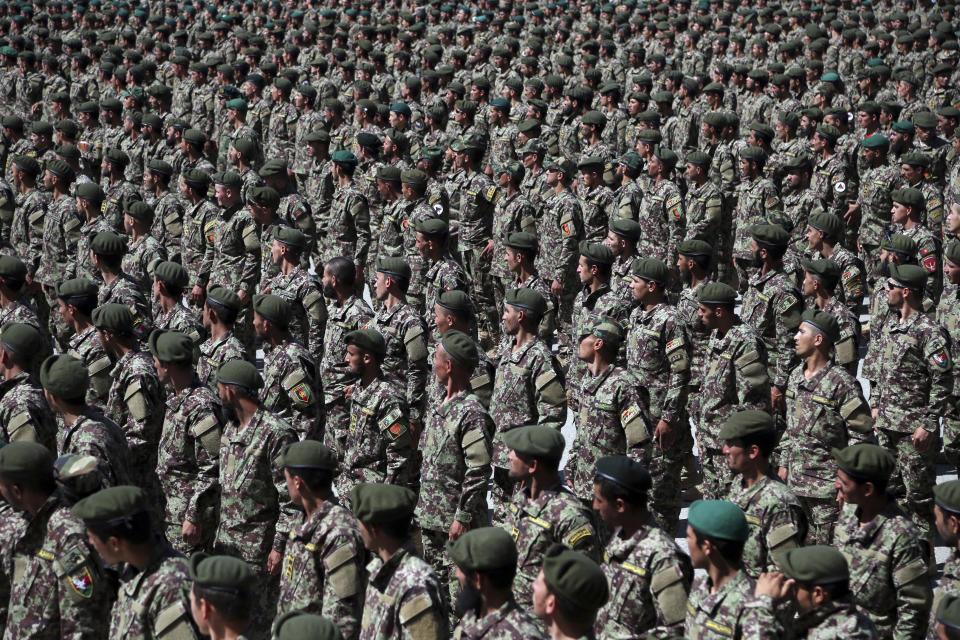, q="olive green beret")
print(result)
[377,166,401,182]
[280,440,337,471]
[415,217,448,237]
[345,328,386,358]
[206,287,242,312]
[0,441,54,480]
[889,264,927,291]
[801,258,841,281]
[439,329,478,369]
[436,290,472,317]
[148,330,193,364]
[517,119,541,134]
[154,261,189,289]
[748,121,775,141]
[501,425,564,461]
[357,133,380,151]
[808,212,844,238]
[687,499,749,542]
[245,186,280,210]
[900,152,930,168]
[400,169,427,185]
[581,111,607,127]
[92,303,134,334]
[72,485,146,522]
[881,233,917,255]
[258,159,288,178]
[212,170,242,188]
[892,187,924,209]
[304,130,331,144]
[504,232,538,251]
[504,287,546,318]
[892,121,915,134]
[225,98,248,111]
[832,443,894,482]
[913,111,937,129]
[189,553,257,592]
[677,239,713,257]
[275,227,307,252]
[273,613,343,640]
[217,359,263,389]
[861,134,889,149]
[938,593,960,631]
[719,410,775,441]
[497,162,524,181]
[90,231,127,257]
[595,455,651,493]
[183,128,207,145]
[801,309,840,343]
[124,200,154,223]
[45,158,74,180]
[541,544,609,613]
[0,322,42,361]
[40,354,88,402]
[76,182,105,202]
[697,282,737,305]
[749,223,790,247]
[56,278,98,300]
[934,479,960,514]
[630,258,668,285]
[814,124,840,143]
[104,148,129,166]
[610,218,641,241]
[739,146,766,162]
[11,155,40,176]
[654,147,678,168]
[0,255,26,280]
[350,482,417,524]
[777,546,849,585]
[618,153,642,172]
[376,257,411,281]
[252,294,290,328]
[579,241,614,265]
[448,526,517,571]
[945,241,960,266]
[182,169,211,189]
[685,151,711,167]
[580,317,623,346]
